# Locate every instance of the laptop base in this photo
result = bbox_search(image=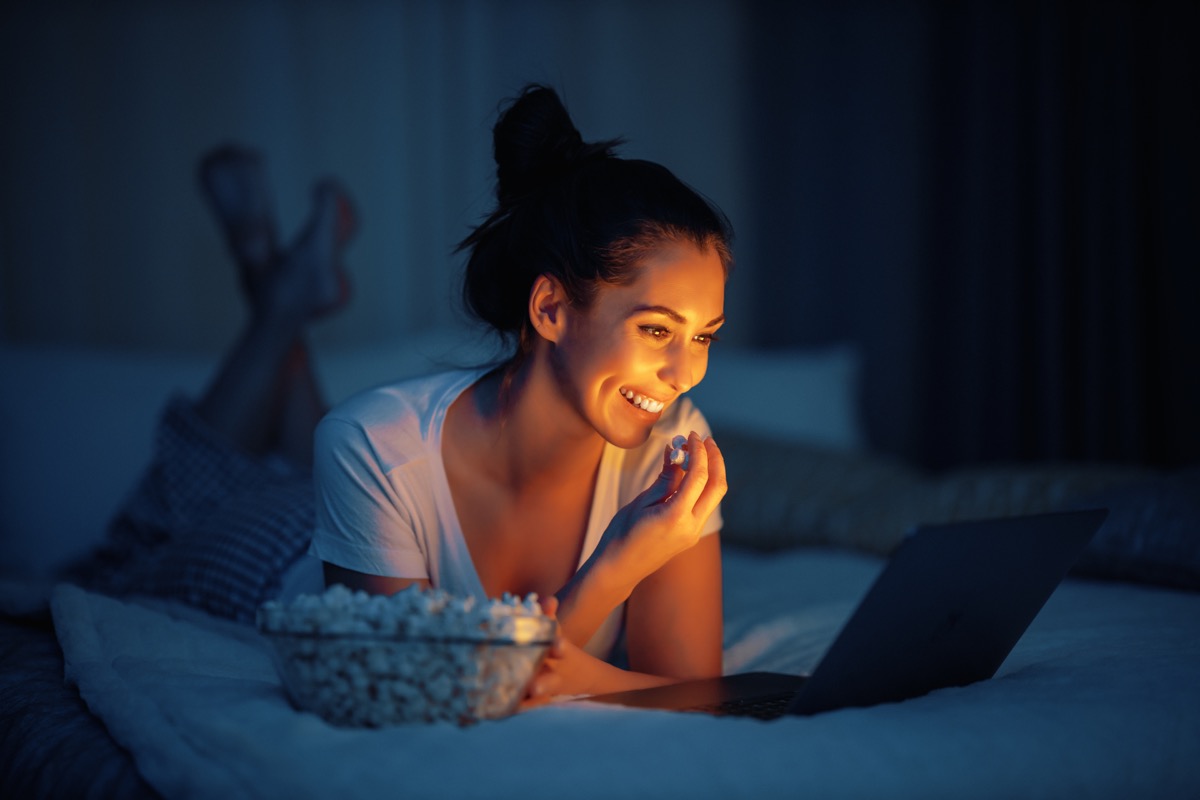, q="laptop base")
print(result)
[587,671,808,719]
